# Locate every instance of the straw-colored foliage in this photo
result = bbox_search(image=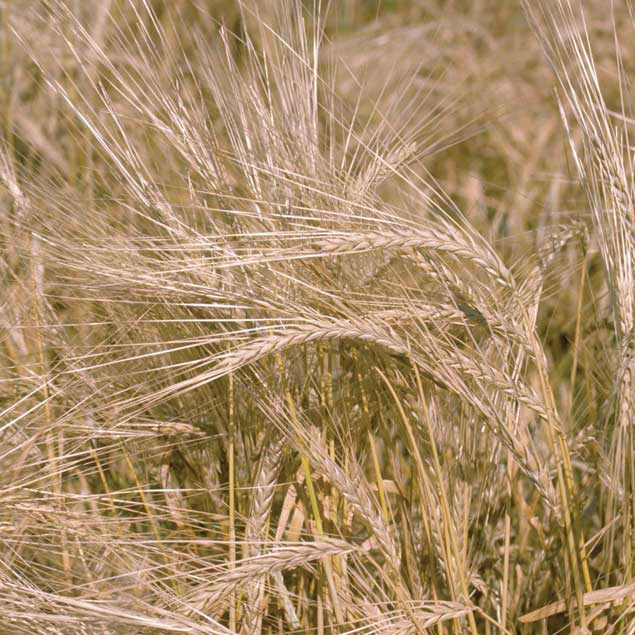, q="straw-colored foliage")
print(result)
[2,0,635,633]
